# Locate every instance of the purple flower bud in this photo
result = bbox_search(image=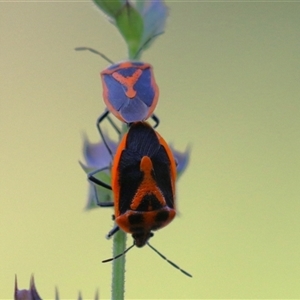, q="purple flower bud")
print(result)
[14,275,42,300]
